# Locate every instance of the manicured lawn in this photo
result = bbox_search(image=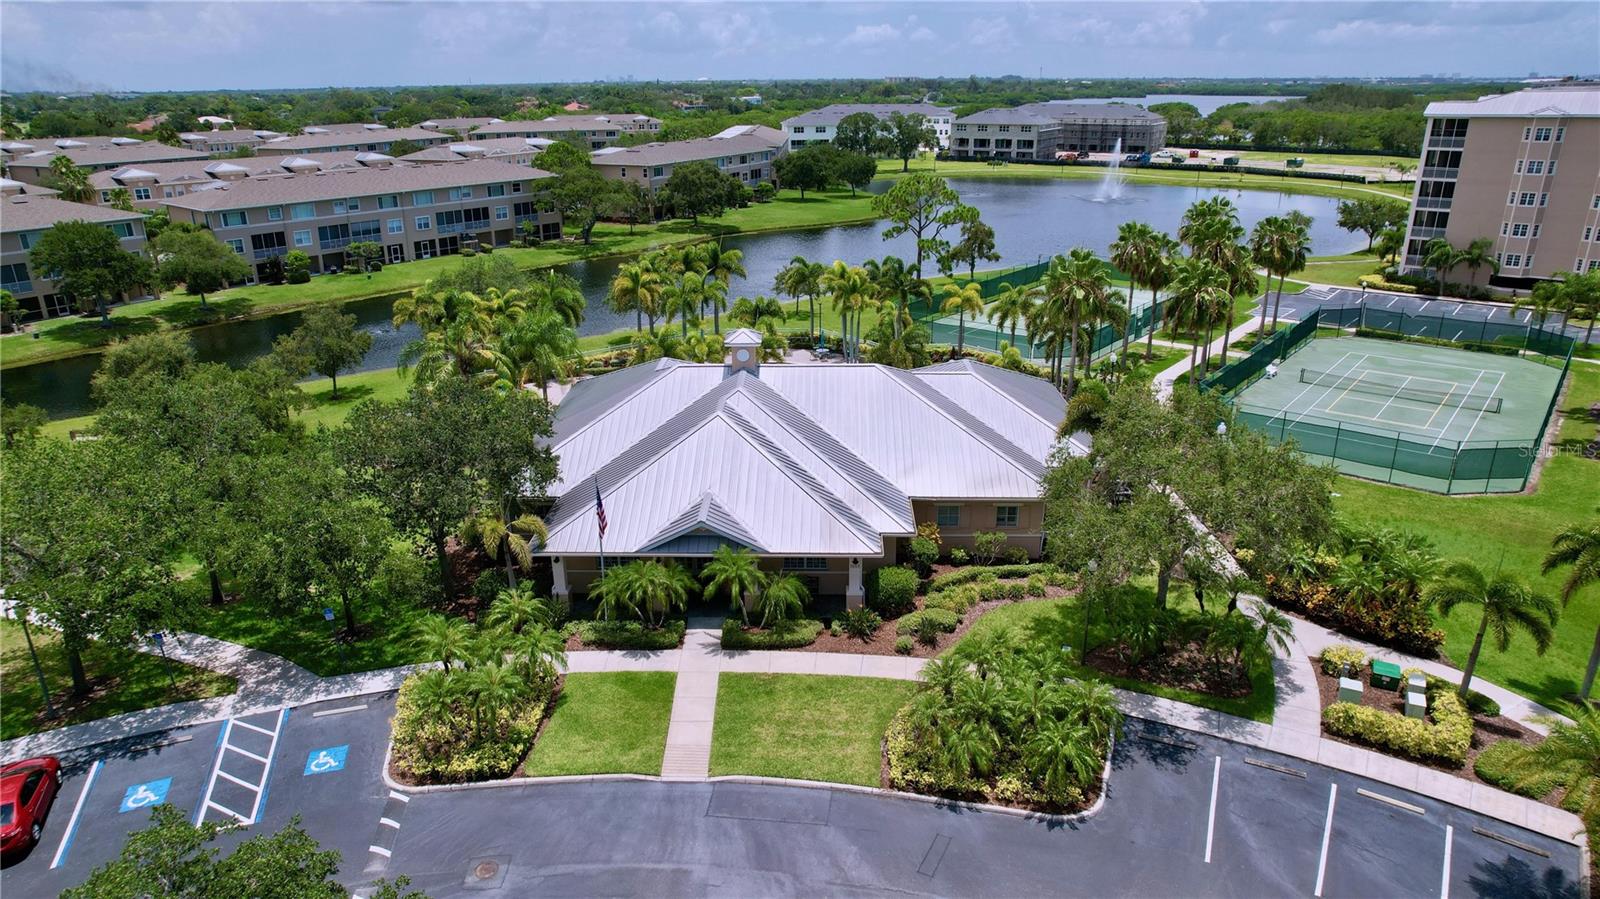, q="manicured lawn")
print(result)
[1331,361,1600,707]
[1,619,238,741]
[1300,251,1387,288]
[523,672,676,776]
[710,674,918,786]
[189,590,435,677]
[951,584,1279,723]
[1233,150,1416,170]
